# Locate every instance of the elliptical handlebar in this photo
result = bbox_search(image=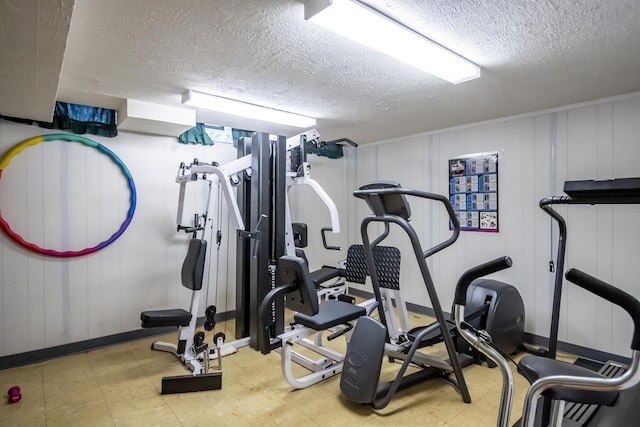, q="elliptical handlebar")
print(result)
[453,256,514,427]
[518,270,640,427]
[566,268,640,350]
[353,184,461,259]
[453,256,513,306]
